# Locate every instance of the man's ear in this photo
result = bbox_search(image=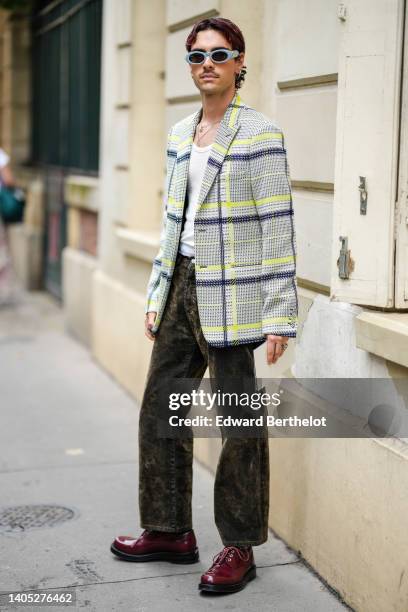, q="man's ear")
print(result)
[235,55,244,74]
